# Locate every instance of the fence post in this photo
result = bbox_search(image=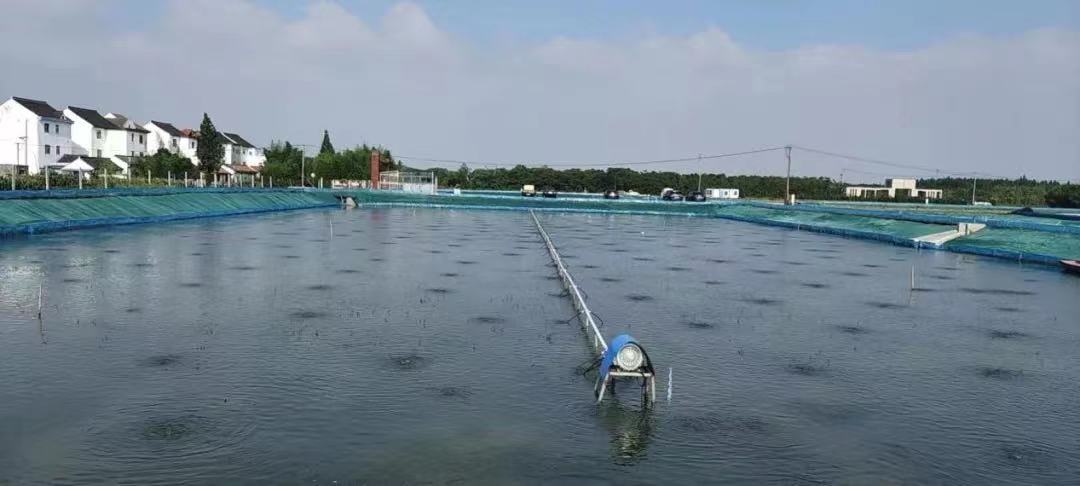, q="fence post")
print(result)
[168,171,172,187]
